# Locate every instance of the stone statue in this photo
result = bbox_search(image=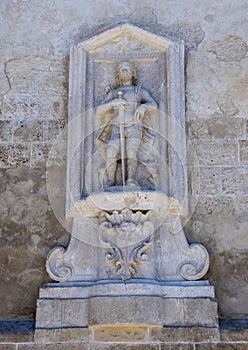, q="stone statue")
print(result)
[96,61,158,187]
